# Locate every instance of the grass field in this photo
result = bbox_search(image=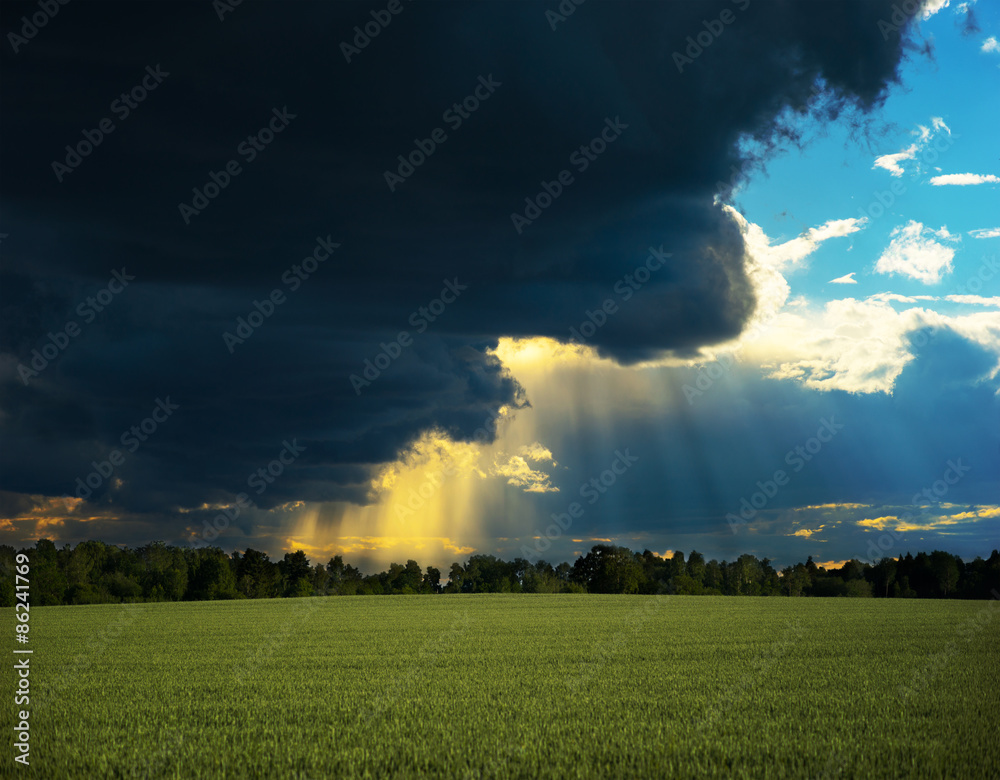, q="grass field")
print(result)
[15,595,1000,778]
